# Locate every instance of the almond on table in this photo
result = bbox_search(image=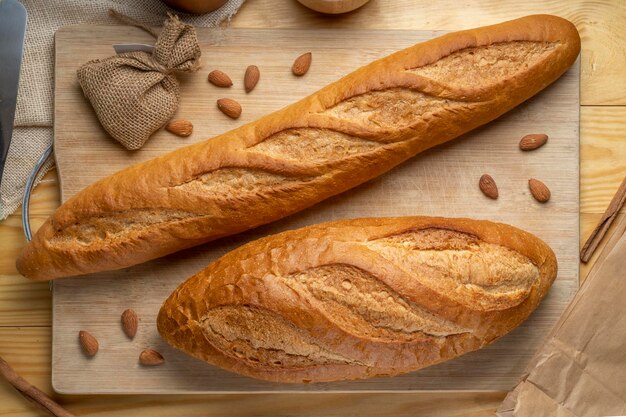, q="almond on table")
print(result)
[165,119,193,137]
[78,330,99,357]
[292,52,312,76]
[208,70,233,87]
[244,65,260,93]
[479,174,499,200]
[519,133,548,151]
[139,349,165,366]
[217,98,242,119]
[529,178,551,203]
[121,309,139,339]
